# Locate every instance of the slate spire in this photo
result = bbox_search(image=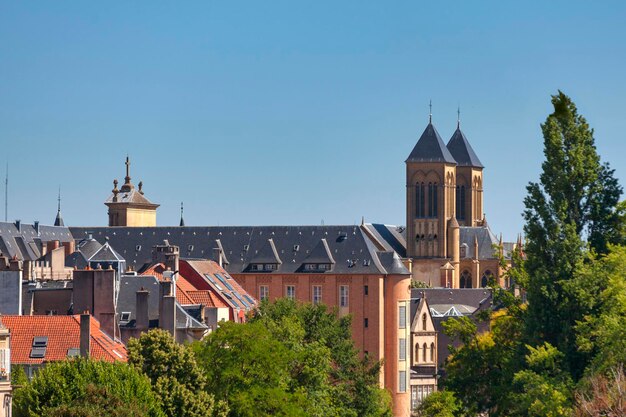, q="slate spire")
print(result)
[406,104,456,164]
[446,122,483,168]
[54,186,64,227]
